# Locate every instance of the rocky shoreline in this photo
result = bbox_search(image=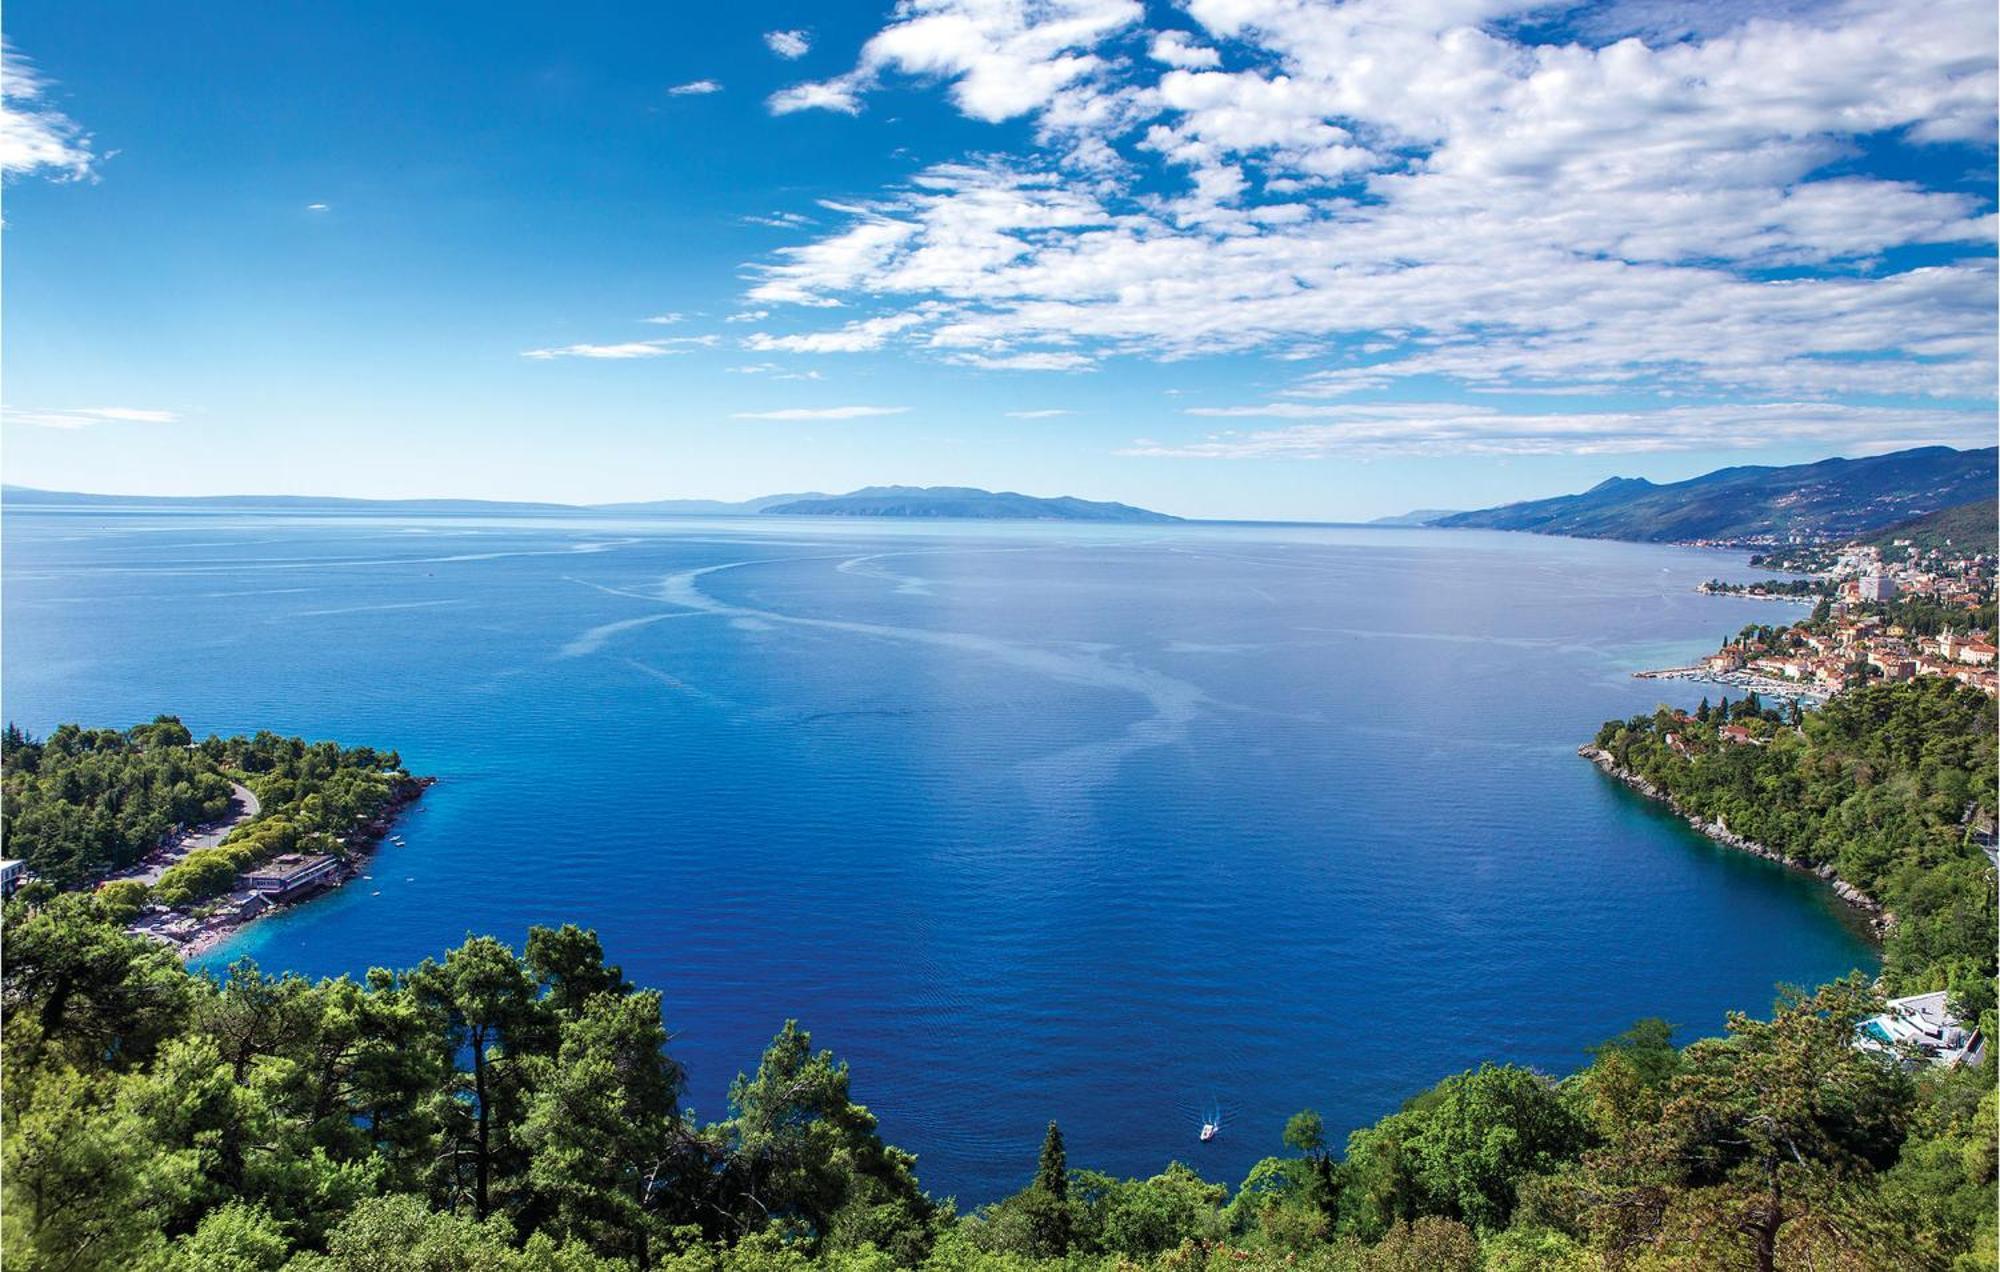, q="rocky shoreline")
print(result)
[1578,745,1889,938]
